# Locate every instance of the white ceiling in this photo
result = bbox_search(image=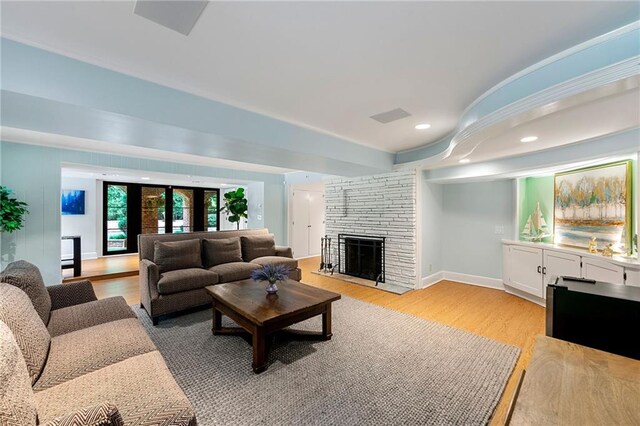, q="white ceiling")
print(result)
[1,1,637,153]
[433,87,640,168]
